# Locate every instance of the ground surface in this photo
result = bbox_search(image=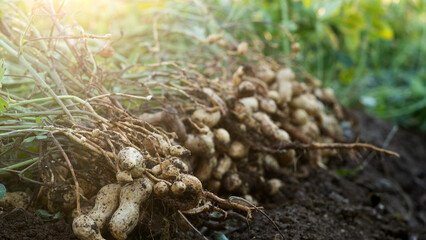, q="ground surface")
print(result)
[1,111,425,240]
